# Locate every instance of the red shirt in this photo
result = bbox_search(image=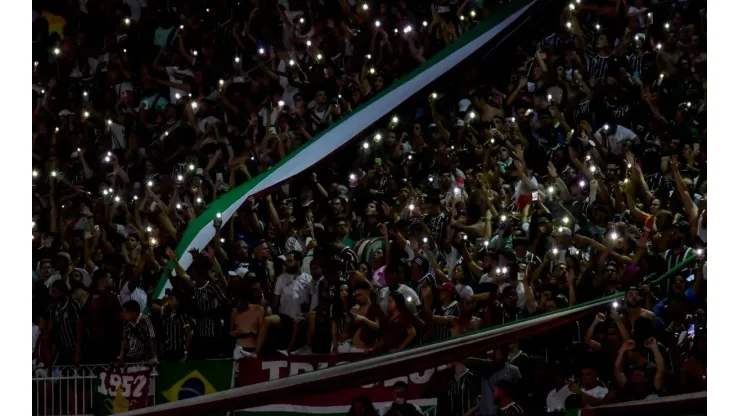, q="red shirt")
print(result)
[381,314,414,351]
